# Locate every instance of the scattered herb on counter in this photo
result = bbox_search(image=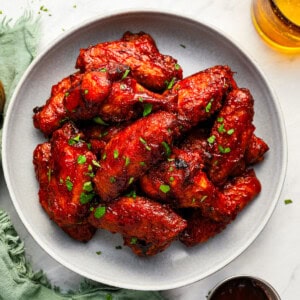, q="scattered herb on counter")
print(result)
[284,199,293,205]
[96,251,102,255]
